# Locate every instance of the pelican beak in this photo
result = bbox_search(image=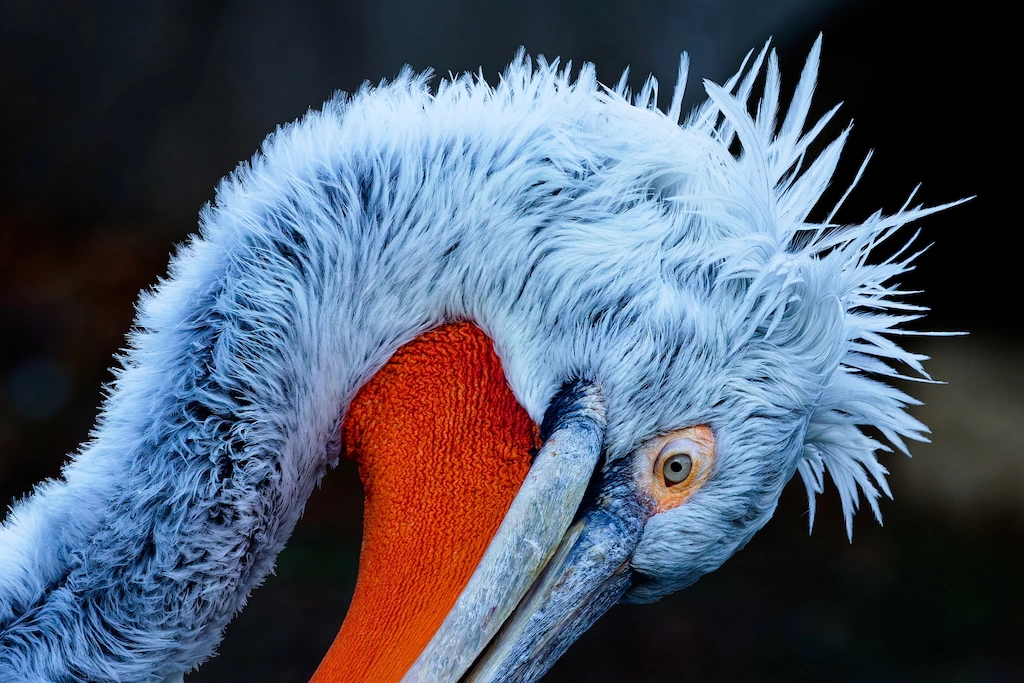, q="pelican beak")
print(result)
[405,381,646,683]
[461,458,645,682]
